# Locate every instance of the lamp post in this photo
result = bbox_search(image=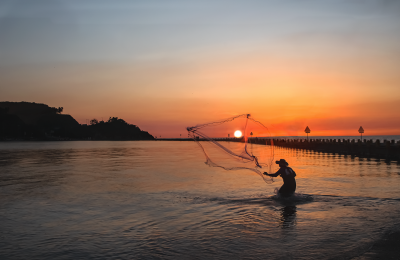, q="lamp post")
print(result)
[250,132,253,143]
[358,126,364,141]
[305,126,311,141]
